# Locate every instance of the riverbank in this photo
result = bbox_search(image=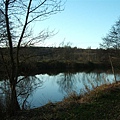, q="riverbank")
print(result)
[5,81,120,120]
[19,60,112,75]
[0,60,113,80]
